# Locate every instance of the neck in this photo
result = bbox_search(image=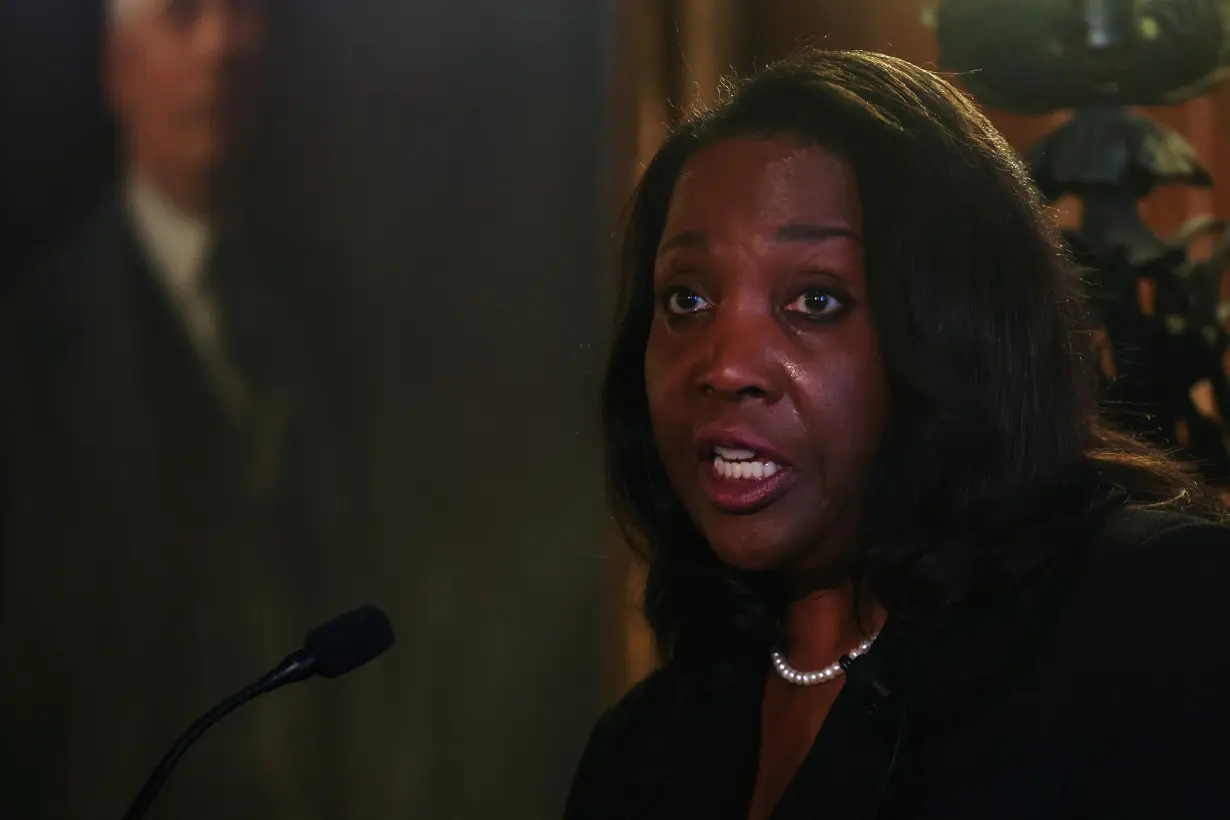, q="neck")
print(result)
[782,583,885,668]
[131,157,217,221]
